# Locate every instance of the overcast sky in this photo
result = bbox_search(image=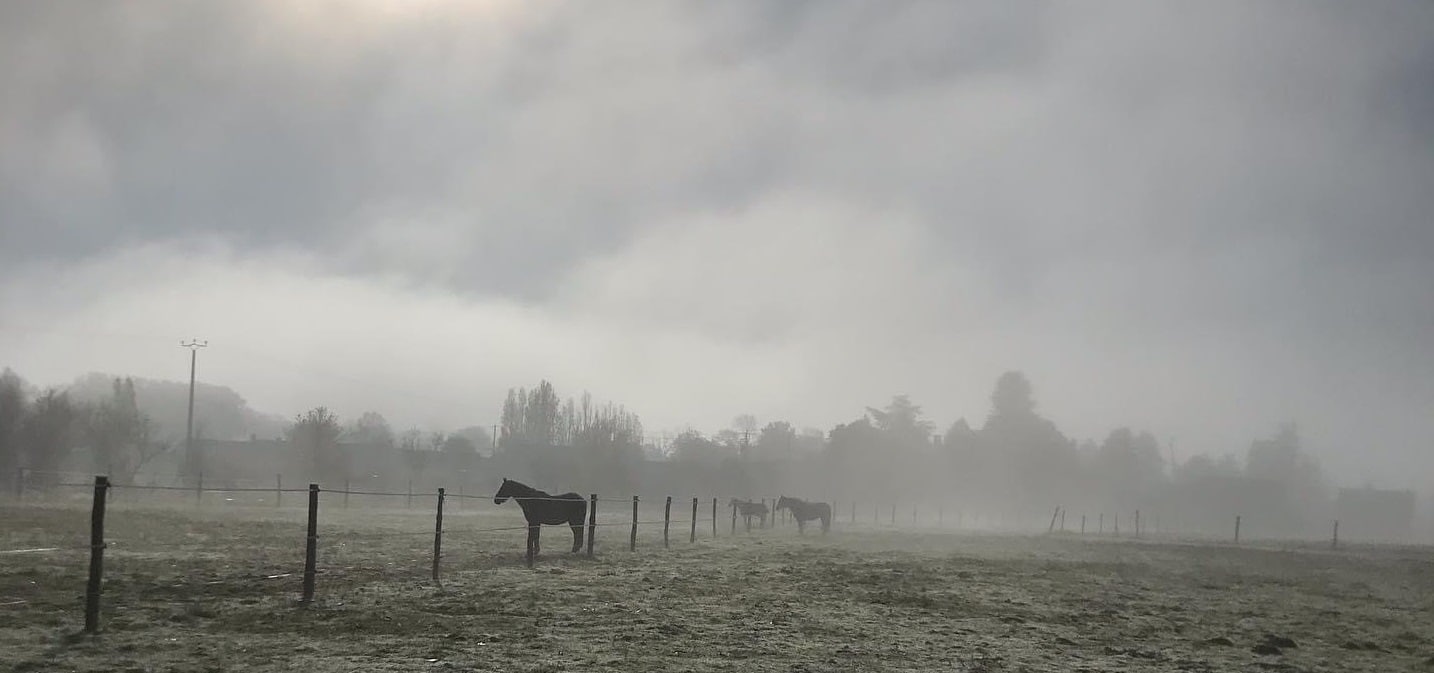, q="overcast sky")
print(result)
[2,1,1431,488]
